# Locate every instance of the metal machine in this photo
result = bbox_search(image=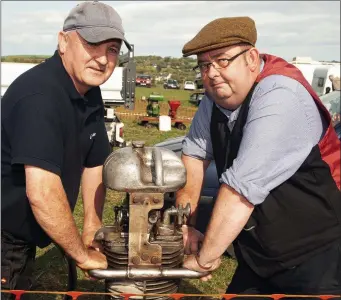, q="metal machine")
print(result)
[89,141,207,299]
[146,94,164,117]
[139,94,189,130]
